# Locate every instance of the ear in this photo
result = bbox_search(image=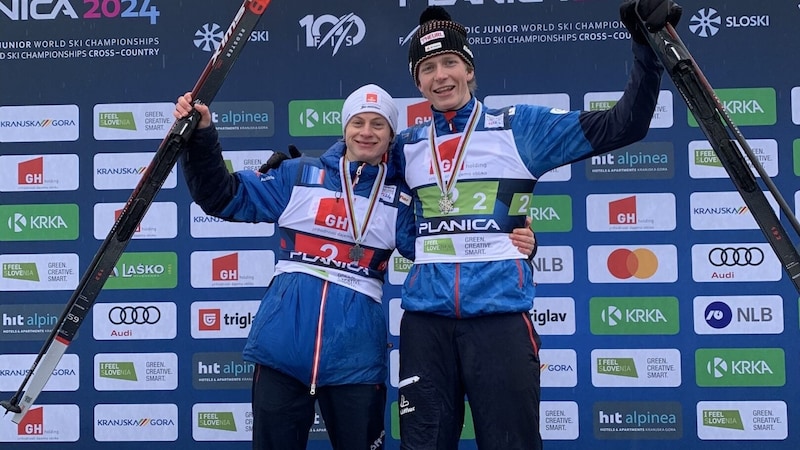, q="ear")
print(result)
[466,67,475,81]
